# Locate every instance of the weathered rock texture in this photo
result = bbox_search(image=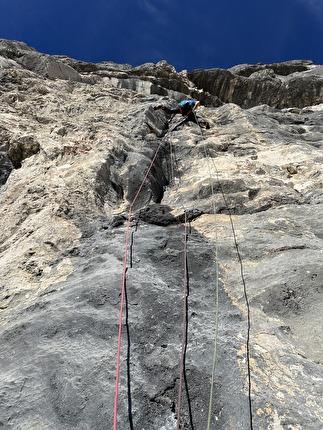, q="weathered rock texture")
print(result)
[0,39,322,430]
[188,60,323,109]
